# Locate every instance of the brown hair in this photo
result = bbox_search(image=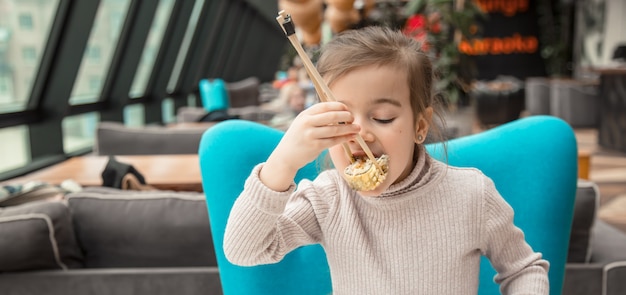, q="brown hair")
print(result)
[316,26,447,162]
